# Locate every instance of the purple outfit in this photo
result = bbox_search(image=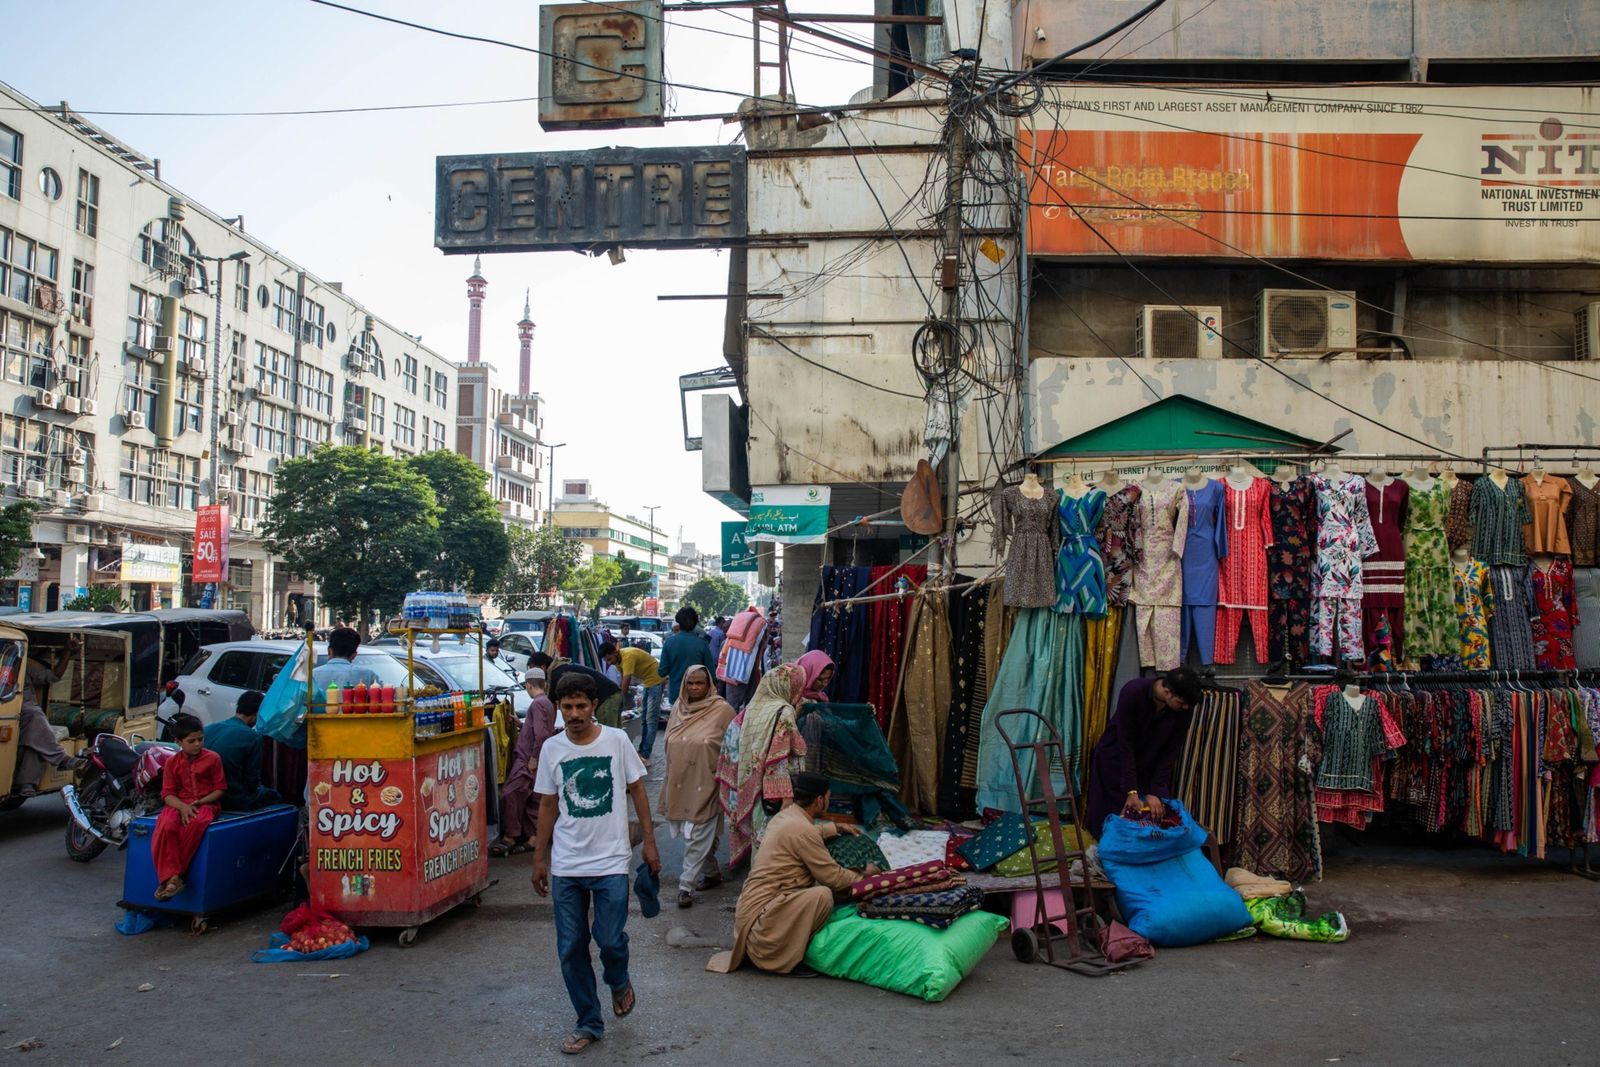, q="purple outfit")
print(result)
[500,694,558,841]
[1085,677,1194,834]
